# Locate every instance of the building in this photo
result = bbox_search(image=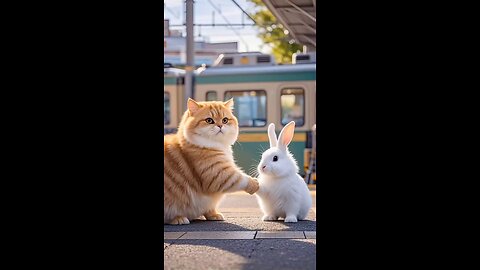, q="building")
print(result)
[164,19,238,66]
